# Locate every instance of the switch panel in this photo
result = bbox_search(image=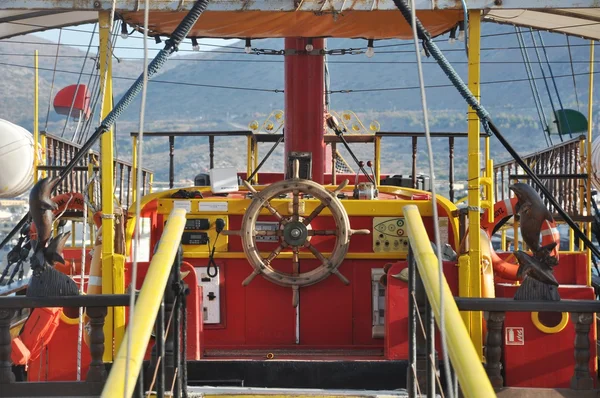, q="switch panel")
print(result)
[373,217,409,254]
[195,266,221,324]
